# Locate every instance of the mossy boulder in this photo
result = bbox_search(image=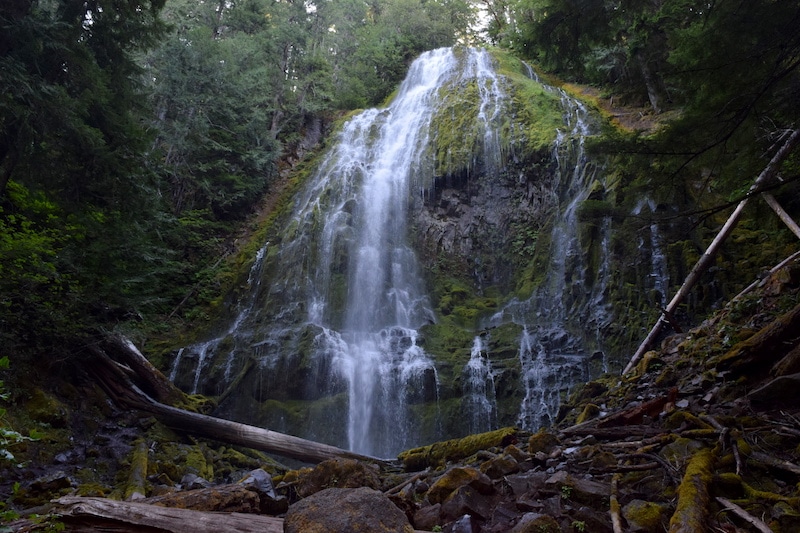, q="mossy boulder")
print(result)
[295,458,382,498]
[528,429,560,455]
[622,499,669,533]
[510,513,563,533]
[426,466,493,505]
